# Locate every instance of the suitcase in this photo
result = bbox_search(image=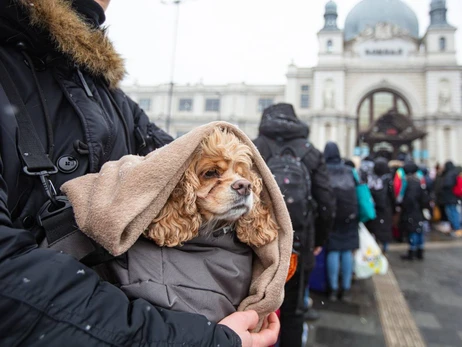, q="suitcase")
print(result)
[308,248,328,293]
